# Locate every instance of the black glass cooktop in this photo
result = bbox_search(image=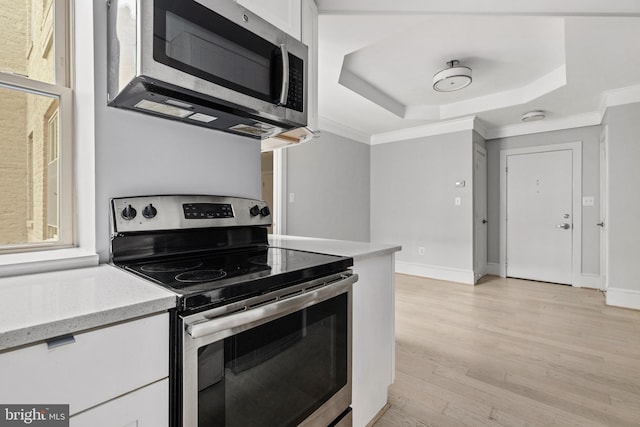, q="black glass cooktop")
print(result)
[120,247,352,312]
